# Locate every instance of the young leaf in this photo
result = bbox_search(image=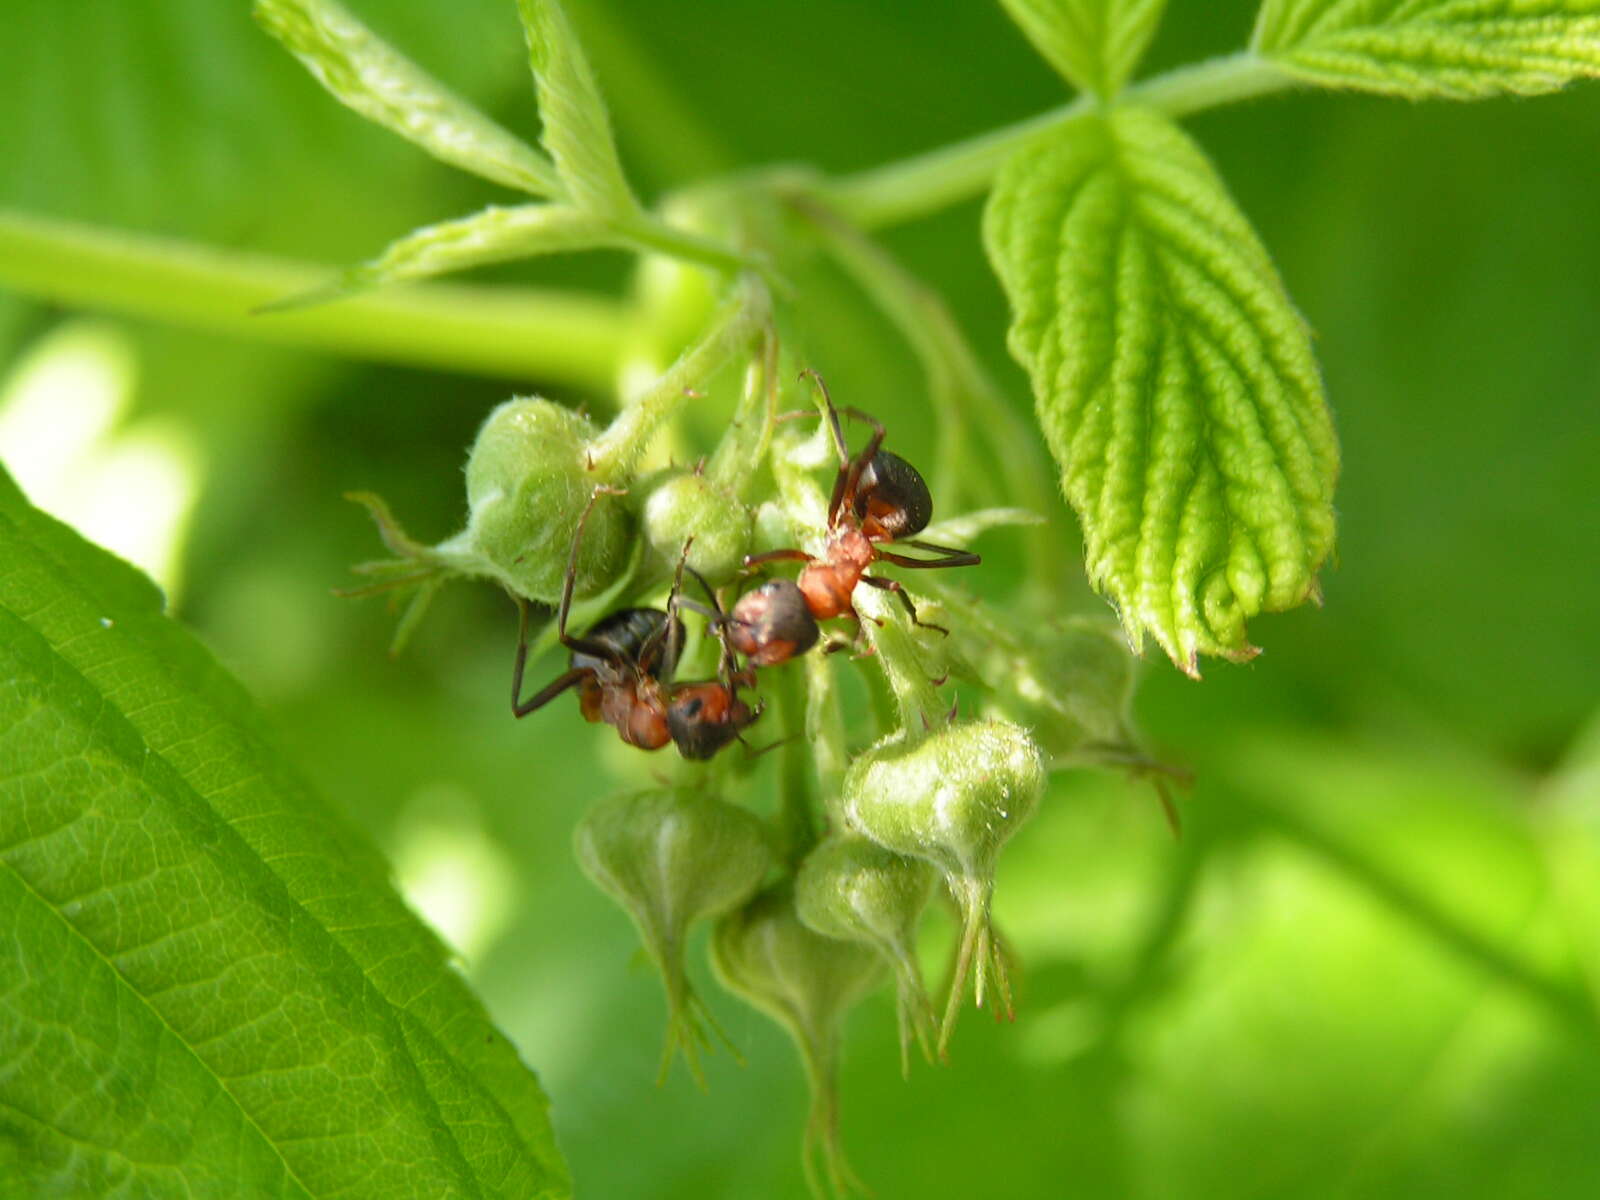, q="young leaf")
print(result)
[1253,0,1600,98]
[0,465,570,1198]
[264,203,626,310]
[515,0,639,217]
[983,107,1338,675]
[998,0,1168,98]
[254,0,562,197]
